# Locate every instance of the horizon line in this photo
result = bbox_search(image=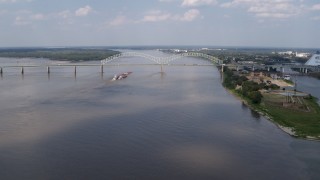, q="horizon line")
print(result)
[0,45,319,50]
